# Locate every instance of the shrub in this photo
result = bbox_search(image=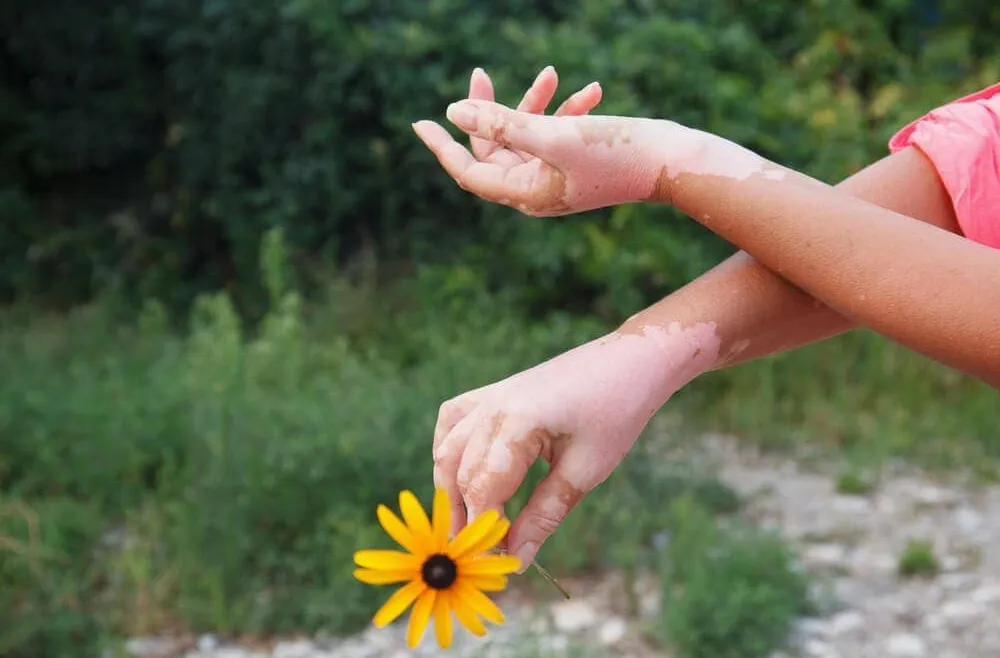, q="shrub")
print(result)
[897,538,939,578]
[657,496,810,658]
